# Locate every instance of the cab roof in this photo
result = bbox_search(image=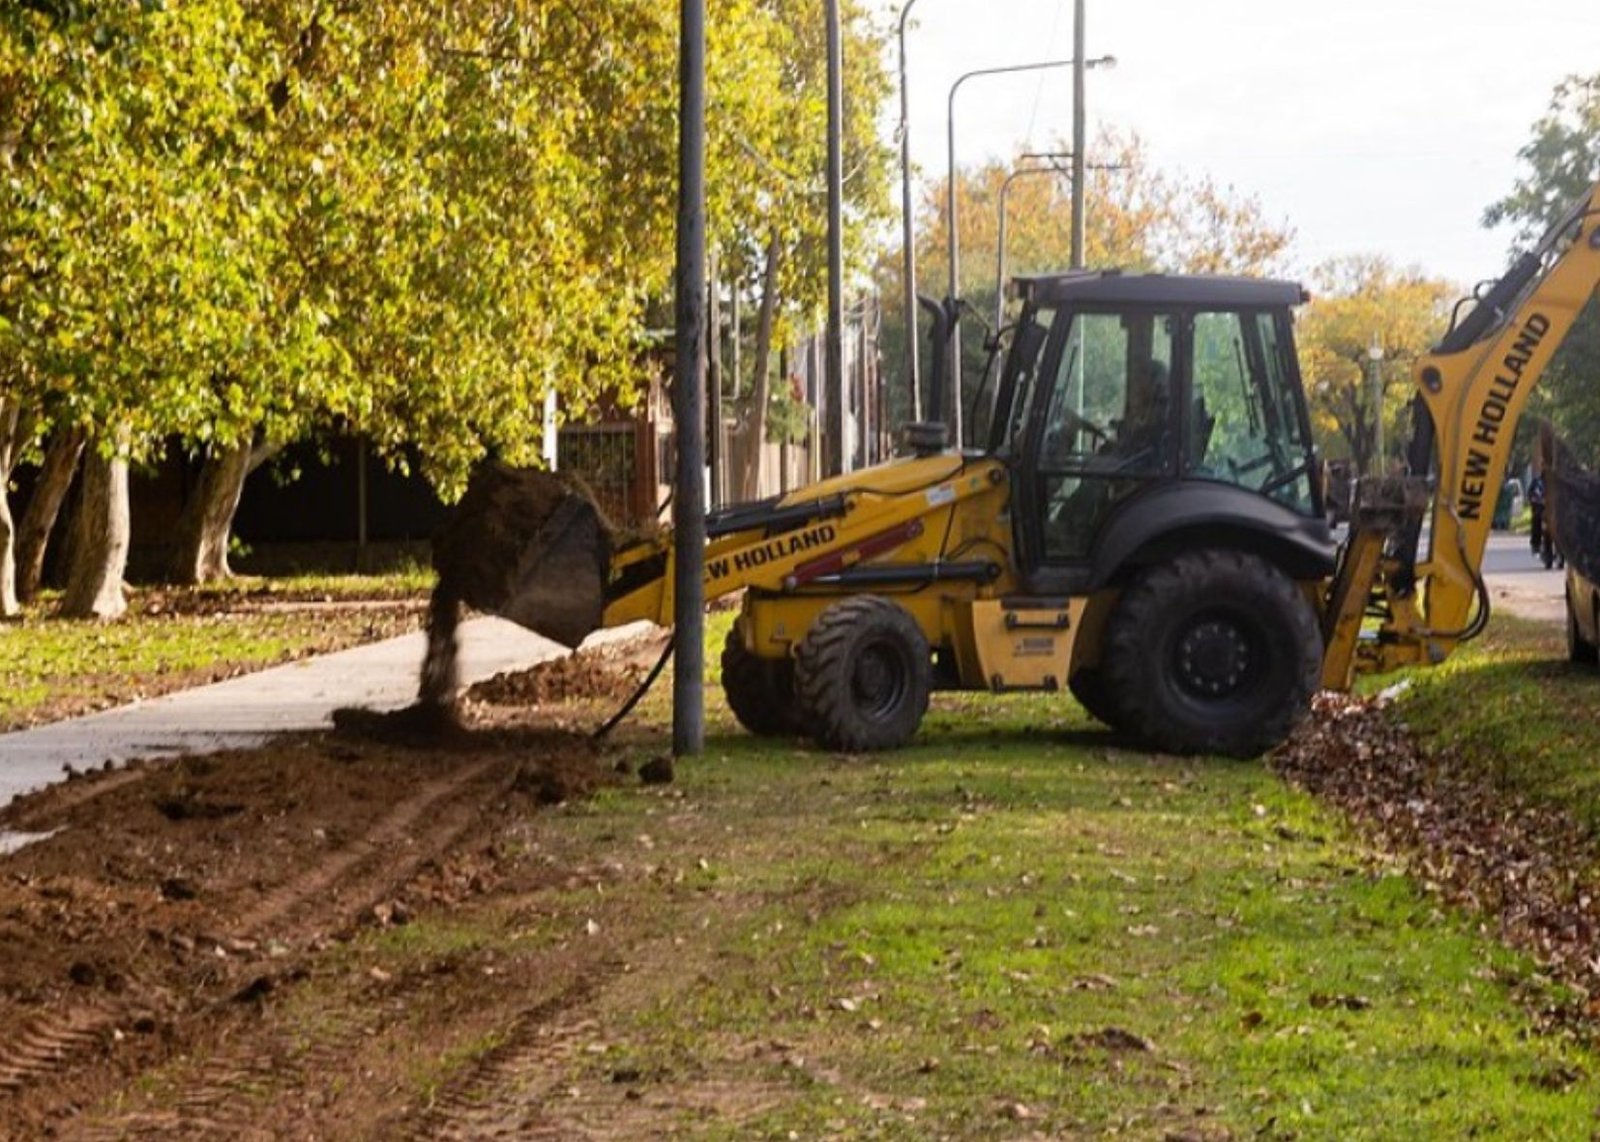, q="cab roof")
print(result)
[1015,270,1308,309]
